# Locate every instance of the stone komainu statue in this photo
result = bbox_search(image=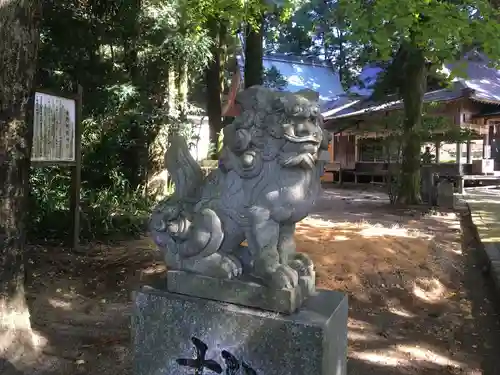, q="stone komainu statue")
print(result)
[149,86,331,290]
